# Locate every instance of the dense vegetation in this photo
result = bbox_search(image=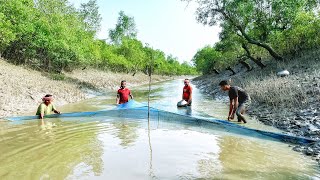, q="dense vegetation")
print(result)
[0,0,197,75]
[186,0,320,74]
